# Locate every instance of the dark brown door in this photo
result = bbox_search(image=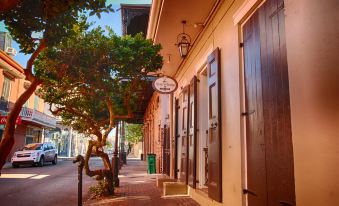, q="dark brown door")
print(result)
[174,98,179,179]
[207,48,222,202]
[180,87,189,184]
[243,0,296,205]
[162,125,171,176]
[188,76,198,188]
